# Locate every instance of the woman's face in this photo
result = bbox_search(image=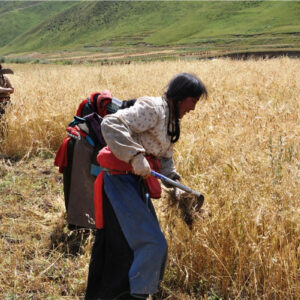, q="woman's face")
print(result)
[177,97,199,119]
